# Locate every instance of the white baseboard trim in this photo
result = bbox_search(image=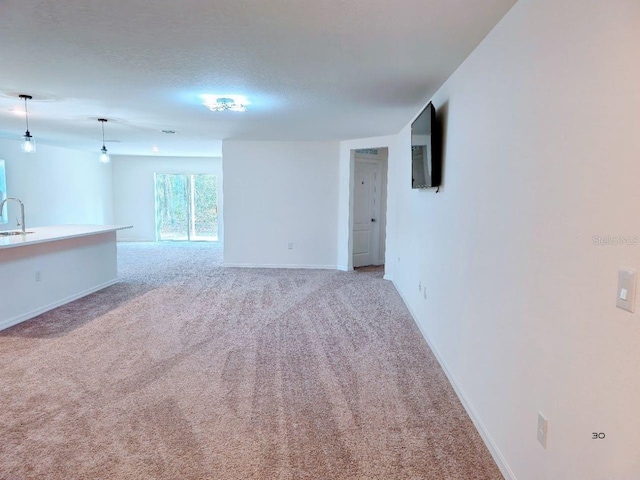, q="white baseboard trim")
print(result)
[0,279,119,332]
[117,239,154,242]
[383,274,393,281]
[118,239,223,244]
[390,280,516,480]
[223,263,337,270]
